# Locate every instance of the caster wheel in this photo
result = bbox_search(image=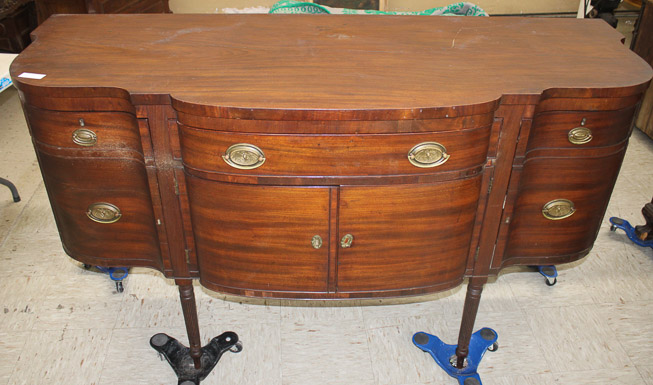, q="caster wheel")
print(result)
[610,225,617,232]
[83,264,92,270]
[115,281,124,293]
[545,277,557,286]
[229,341,243,353]
[487,342,499,352]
